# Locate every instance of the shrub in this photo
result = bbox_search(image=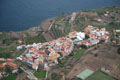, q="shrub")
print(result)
[4,74,17,80]
[24,32,46,44]
[80,45,87,49]
[117,48,120,54]
[0,32,6,40]
[85,34,90,39]
[57,58,65,67]
[74,49,84,59]
[0,47,16,58]
[51,73,62,80]
[2,37,18,45]
[34,70,46,79]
